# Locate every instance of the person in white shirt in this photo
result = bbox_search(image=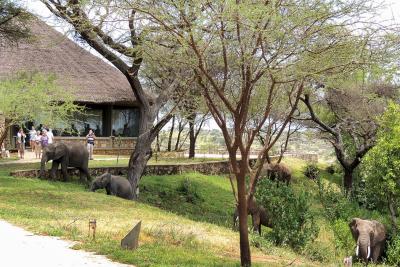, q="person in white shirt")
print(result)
[34,130,42,159]
[47,129,54,144]
[17,128,26,159]
[29,126,37,152]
